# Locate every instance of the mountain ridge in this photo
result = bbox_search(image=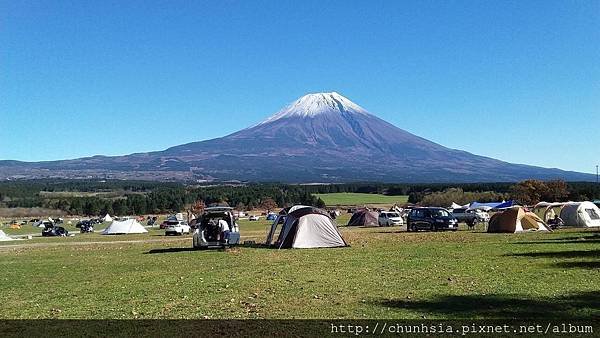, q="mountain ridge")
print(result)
[0,92,594,183]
